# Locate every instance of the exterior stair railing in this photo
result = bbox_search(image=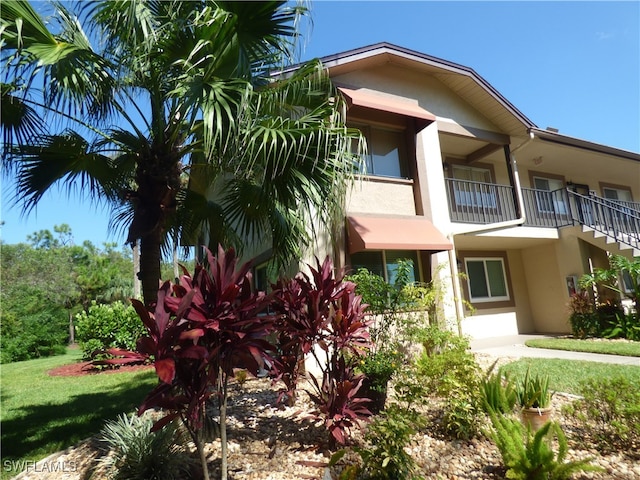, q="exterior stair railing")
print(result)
[567,190,640,252]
